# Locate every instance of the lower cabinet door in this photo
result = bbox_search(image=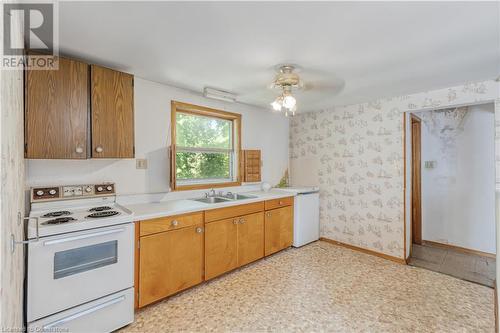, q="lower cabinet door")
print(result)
[139,224,204,307]
[264,206,293,256]
[205,217,238,280]
[237,212,264,266]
